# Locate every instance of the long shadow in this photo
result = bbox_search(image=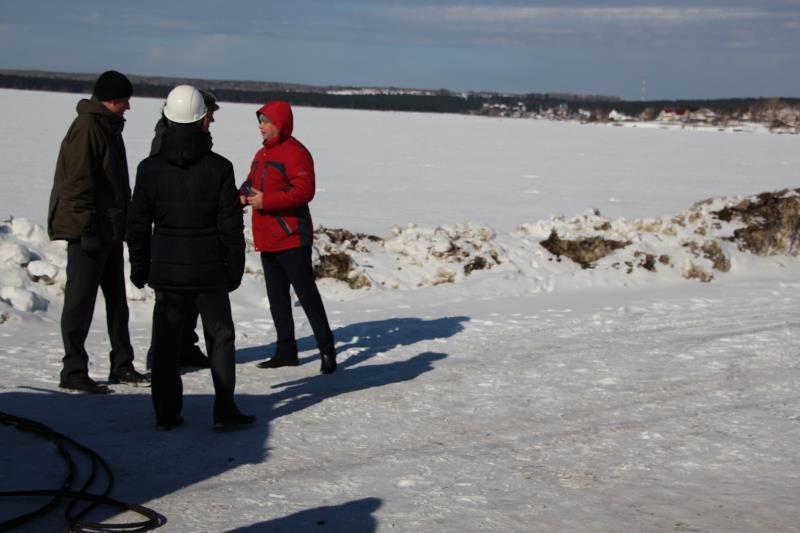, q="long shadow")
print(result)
[236,316,469,366]
[267,351,446,420]
[224,497,381,533]
[1,317,464,531]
